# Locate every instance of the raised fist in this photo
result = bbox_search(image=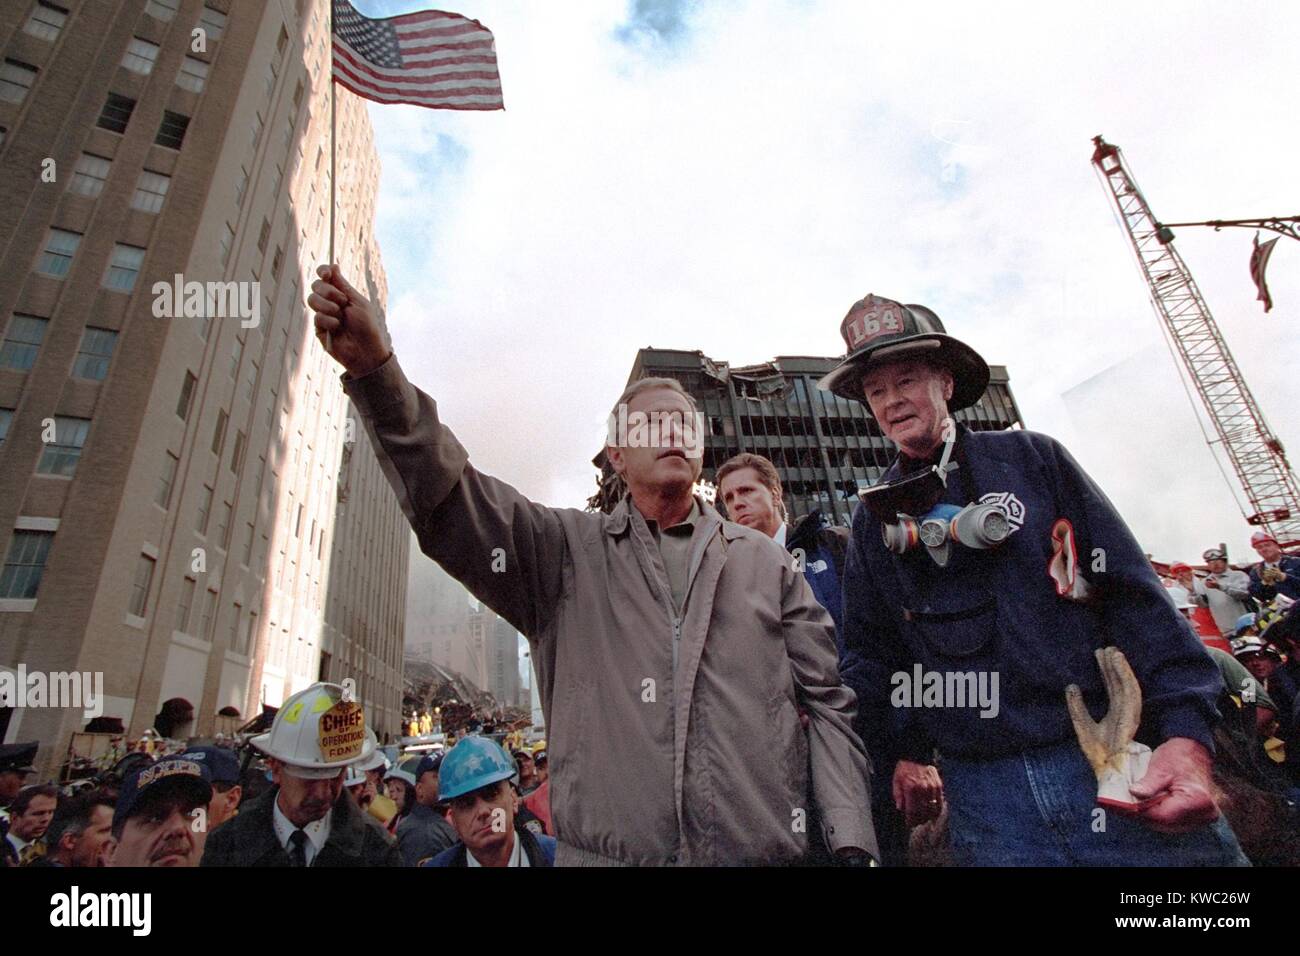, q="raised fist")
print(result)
[307,264,391,378]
